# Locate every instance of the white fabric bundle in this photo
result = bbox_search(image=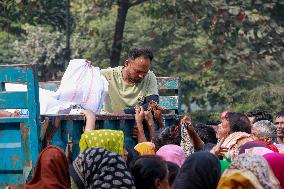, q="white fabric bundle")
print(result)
[5,59,108,114]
